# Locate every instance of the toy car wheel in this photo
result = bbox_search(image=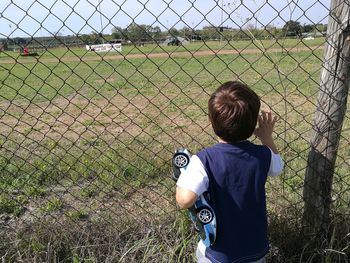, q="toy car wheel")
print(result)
[173,153,190,169]
[196,206,213,224]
